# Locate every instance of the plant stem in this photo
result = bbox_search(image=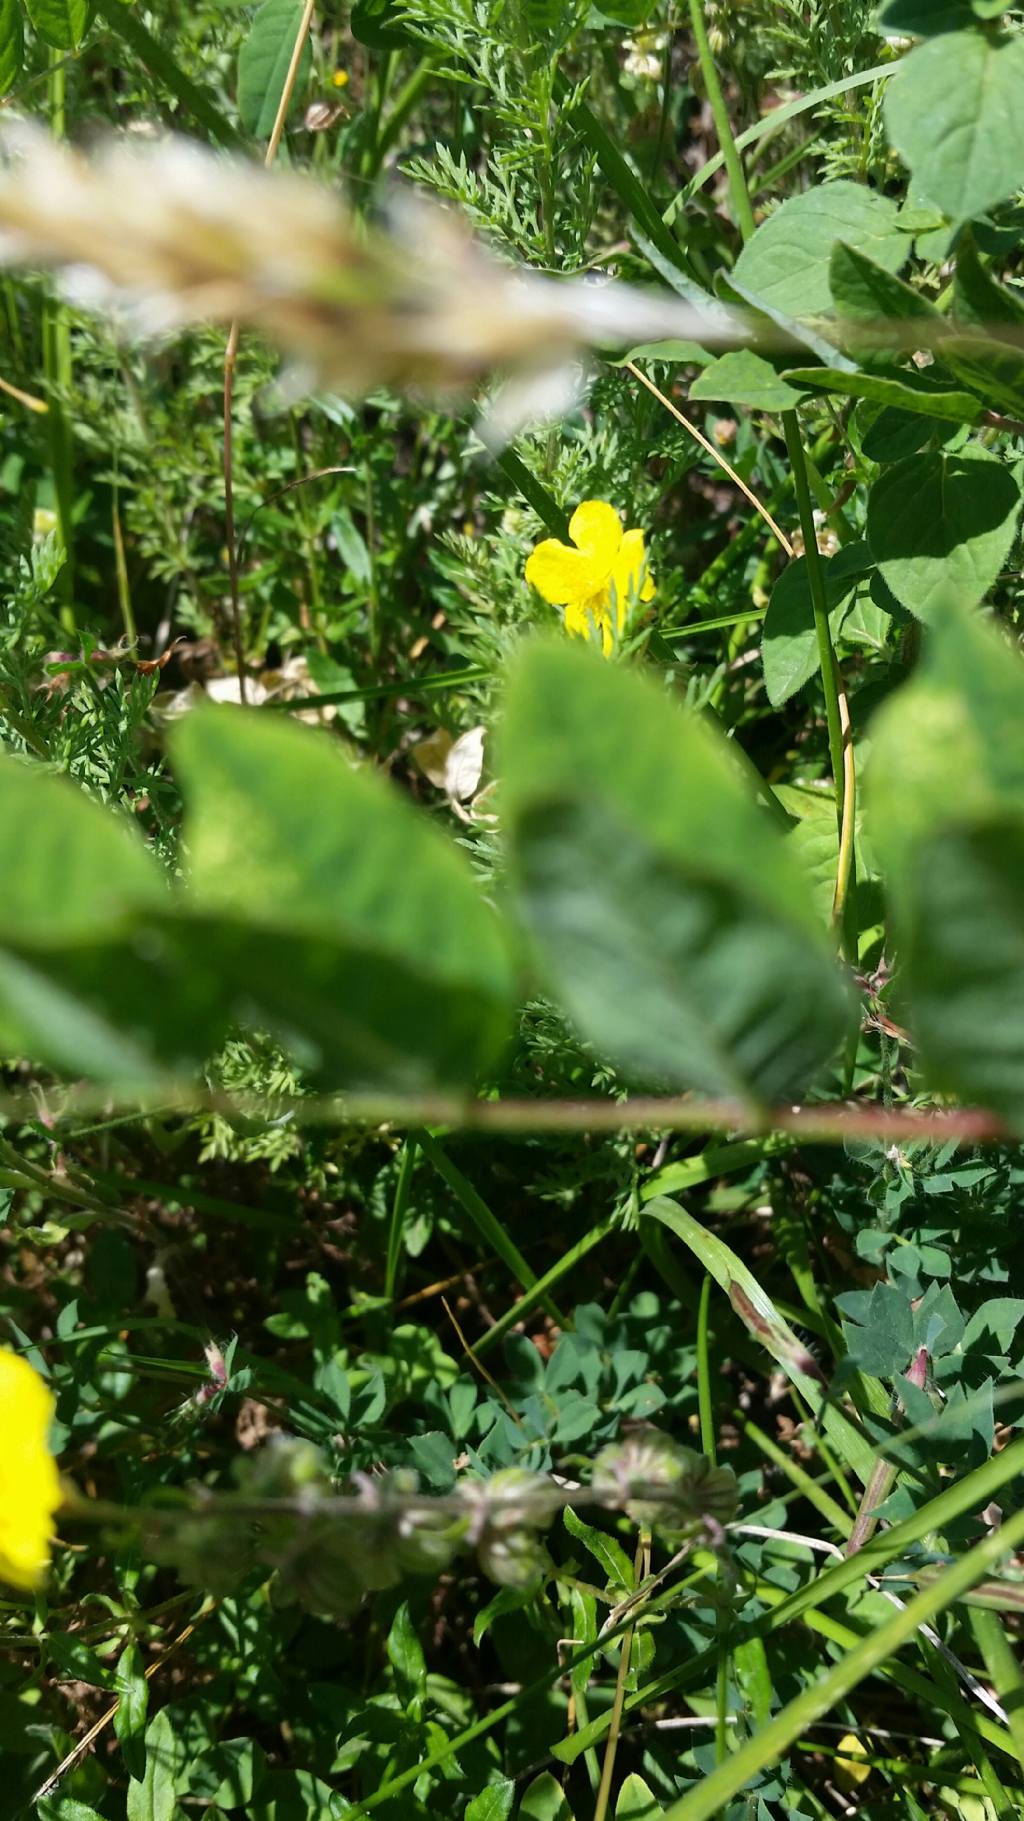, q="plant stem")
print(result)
[781,412,846,833]
[686,0,755,242]
[697,1274,716,1463]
